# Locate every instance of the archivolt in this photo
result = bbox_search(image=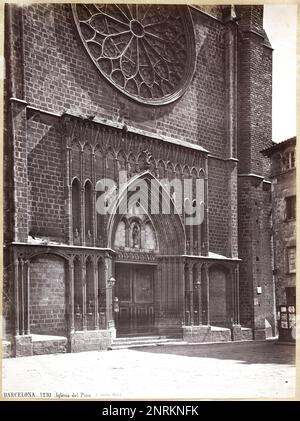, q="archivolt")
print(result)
[107,171,186,255]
